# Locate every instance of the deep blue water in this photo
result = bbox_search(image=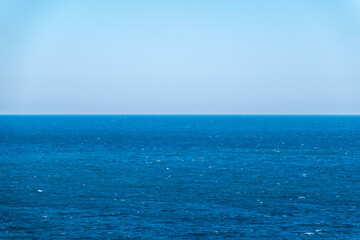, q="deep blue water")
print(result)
[0,115,359,239]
